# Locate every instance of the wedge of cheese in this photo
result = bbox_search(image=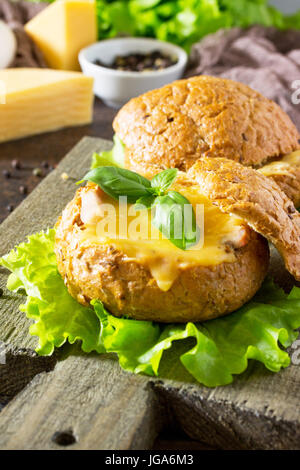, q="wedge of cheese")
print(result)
[0,68,94,143]
[24,0,97,71]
